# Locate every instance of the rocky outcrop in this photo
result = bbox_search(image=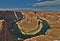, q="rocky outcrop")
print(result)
[24,35,55,41]
[0,20,17,41]
[0,20,4,32]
